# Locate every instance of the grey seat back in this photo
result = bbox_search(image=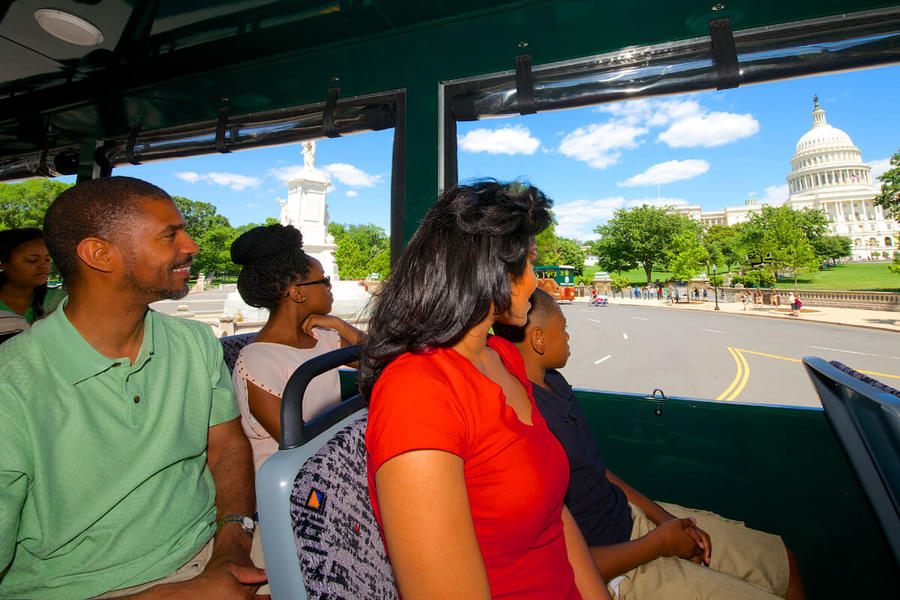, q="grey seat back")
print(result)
[256,344,396,599]
[804,357,900,565]
[220,332,257,373]
[290,416,397,598]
